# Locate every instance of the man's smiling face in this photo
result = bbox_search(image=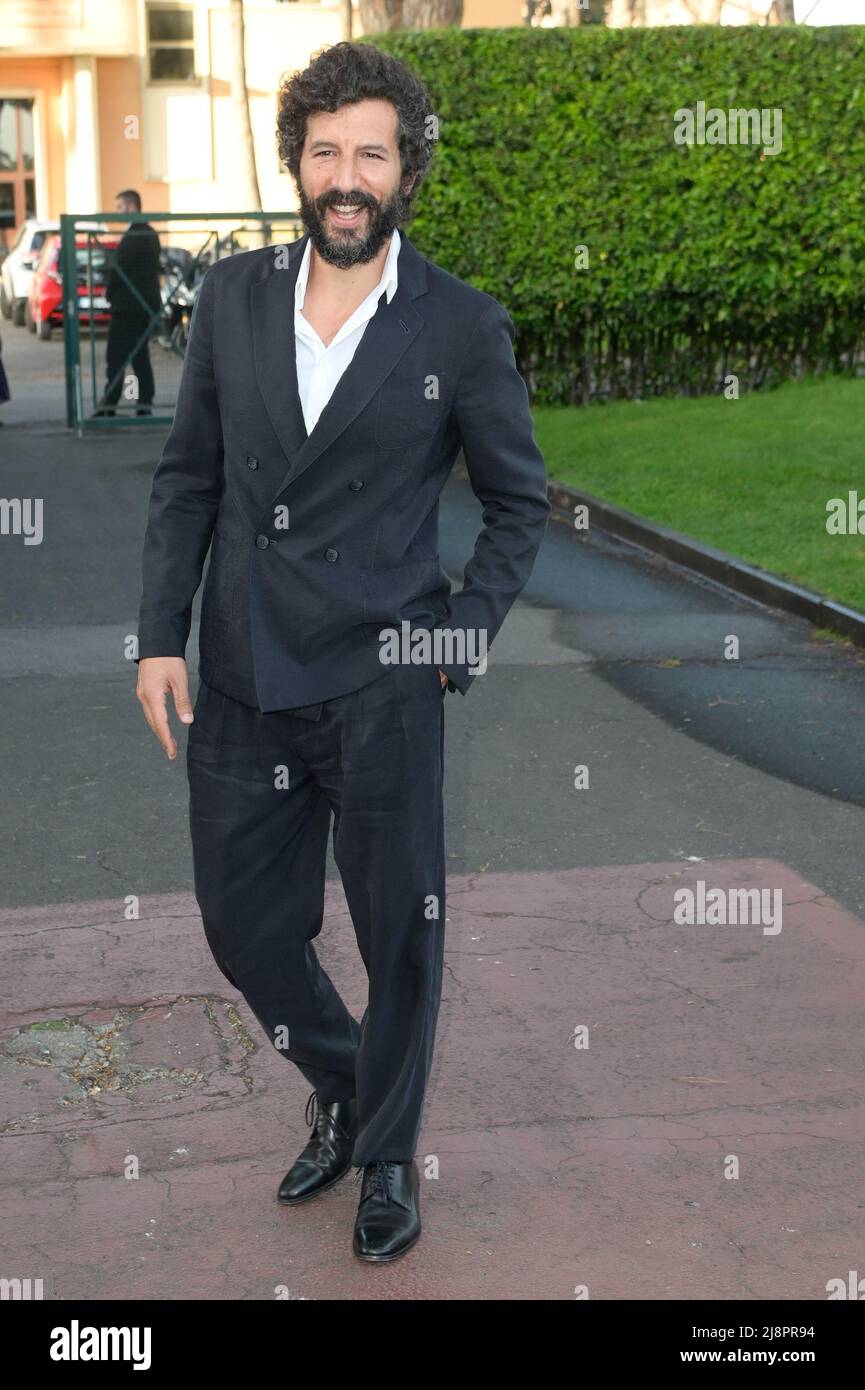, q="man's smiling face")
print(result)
[297,99,415,268]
